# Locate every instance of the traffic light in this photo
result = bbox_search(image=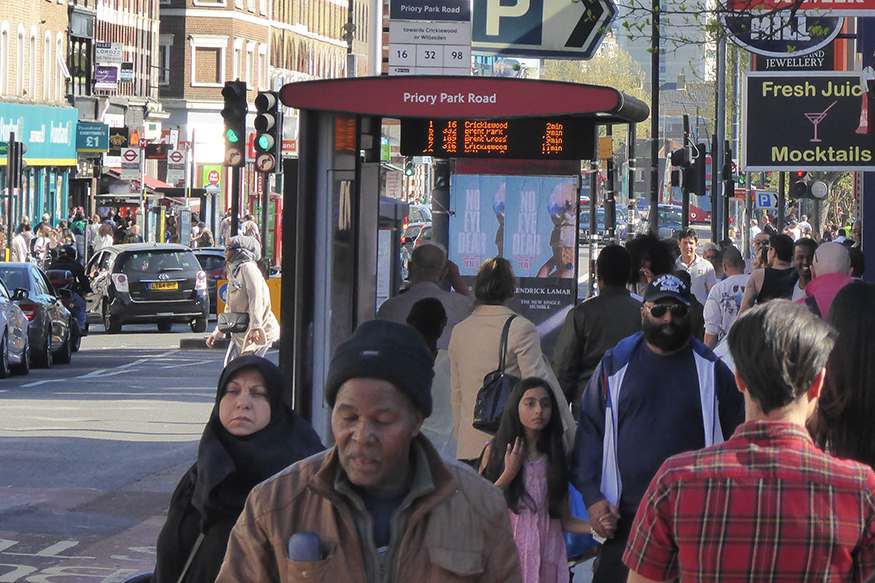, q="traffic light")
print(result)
[670,147,690,168]
[686,144,707,196]
[6,139,27,189]
[737,174,746,186]
[221,81,247,167]
[792,171,810,198]
[405,158,414,176]
[254,91,282,173]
